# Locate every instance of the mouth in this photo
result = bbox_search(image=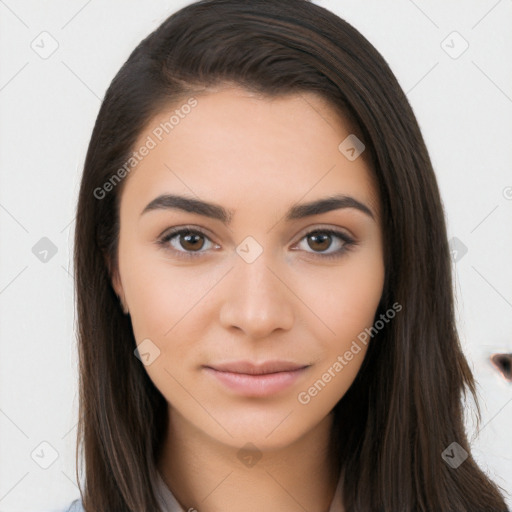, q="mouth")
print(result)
[203,360,310,397]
